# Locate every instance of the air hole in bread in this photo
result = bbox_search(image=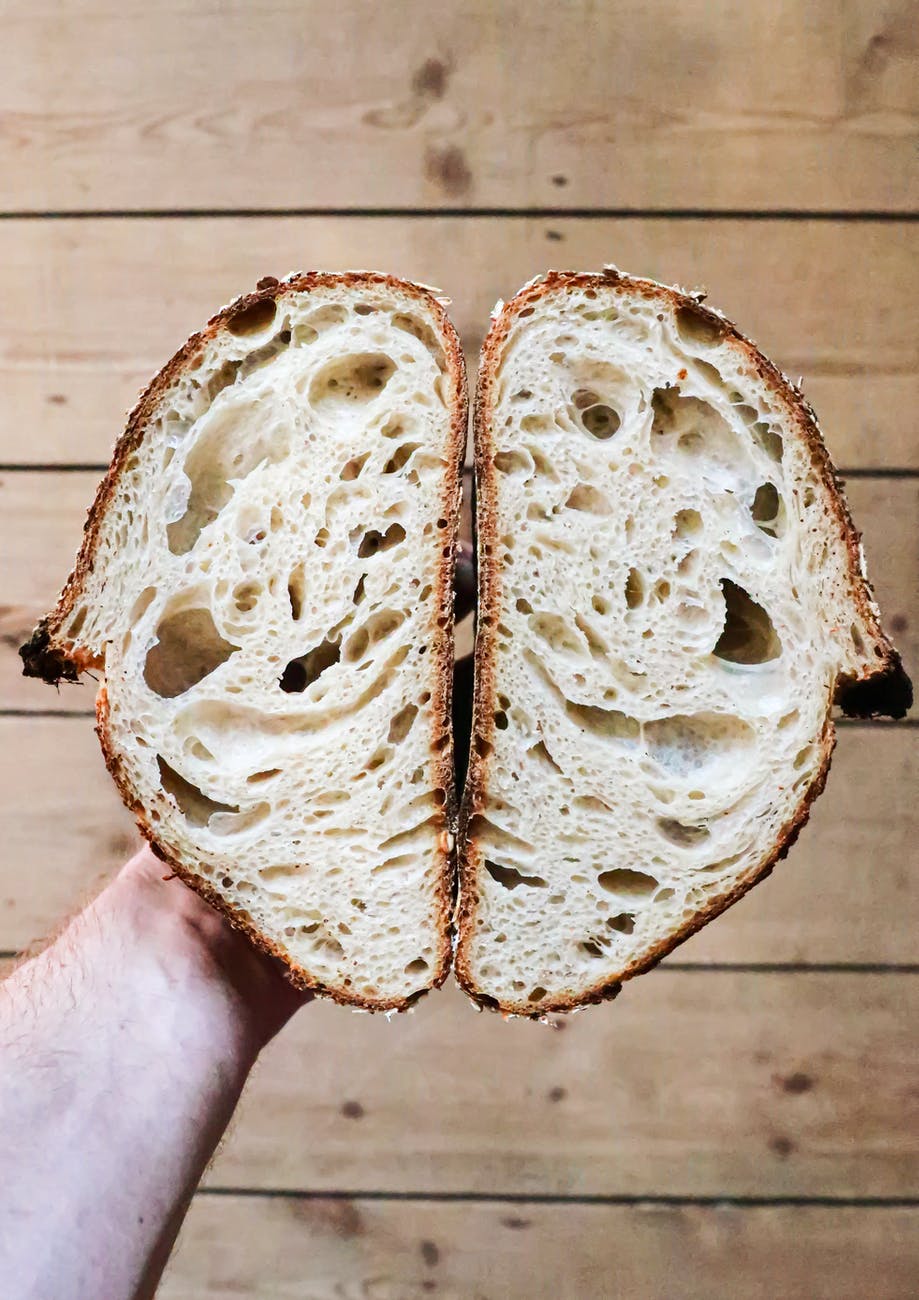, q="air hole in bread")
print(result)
[391,313,445,366]
[644,712,755,778]
[247,768,281,784]
[673,508,703,539]
[572,614,608,659]
[144,607,237,698]
[340,451,370,481]
[405,957,429,975]
[166,400,293,554]
[527,739,563,774]
[258,864,302,883]
[565,483,612,515]
[157,756,238,826]
[607,912,635,934]
[674,302,726,346]
[184,737,214,763]
[625,568,645,609]
[528,446,560,480]
[677,550,701,578]
[287,566,306,620]
[280,638,341,693]
[580,404,620,439]
[713,580,782,665]
[752,482,783,536]
[565,700,640,743]
[693,358,723,388]
[343,609,406,663]
[579,939,606,958]
[494,449,534,476]
[591,594,611,616]
[485,861,547,890]
[384,443,421,473]
[657,818,711,847]
[388,702,418,744]
[597,868,658,897]
[468,815,534,857]
[530,611,587,658]
[233,582,261,613]
[355,523,406,558]
[125,588,158,634]
[225,297,278,337]
[310,353,396,409]
[378,813,443,855]
[753,423,784,462]
[307,304,349,331]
